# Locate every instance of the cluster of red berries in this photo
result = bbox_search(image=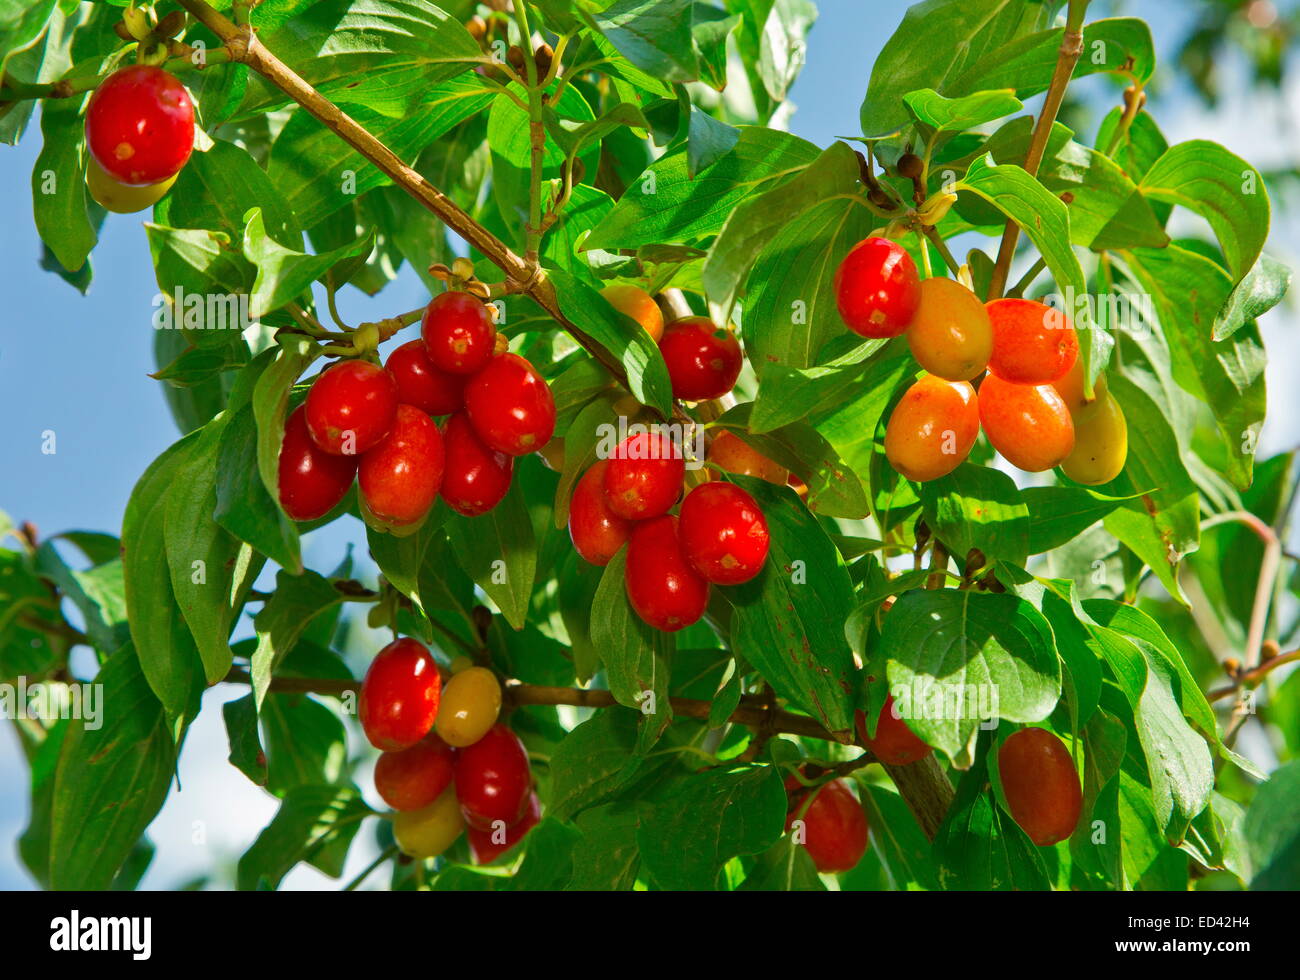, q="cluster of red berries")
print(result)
[278,290,556,529]
[567,430,772,632]
[83,64,194,213]
[360,638,539,863]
